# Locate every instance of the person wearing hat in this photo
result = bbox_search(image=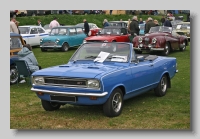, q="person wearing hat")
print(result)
[49,17,60,29]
